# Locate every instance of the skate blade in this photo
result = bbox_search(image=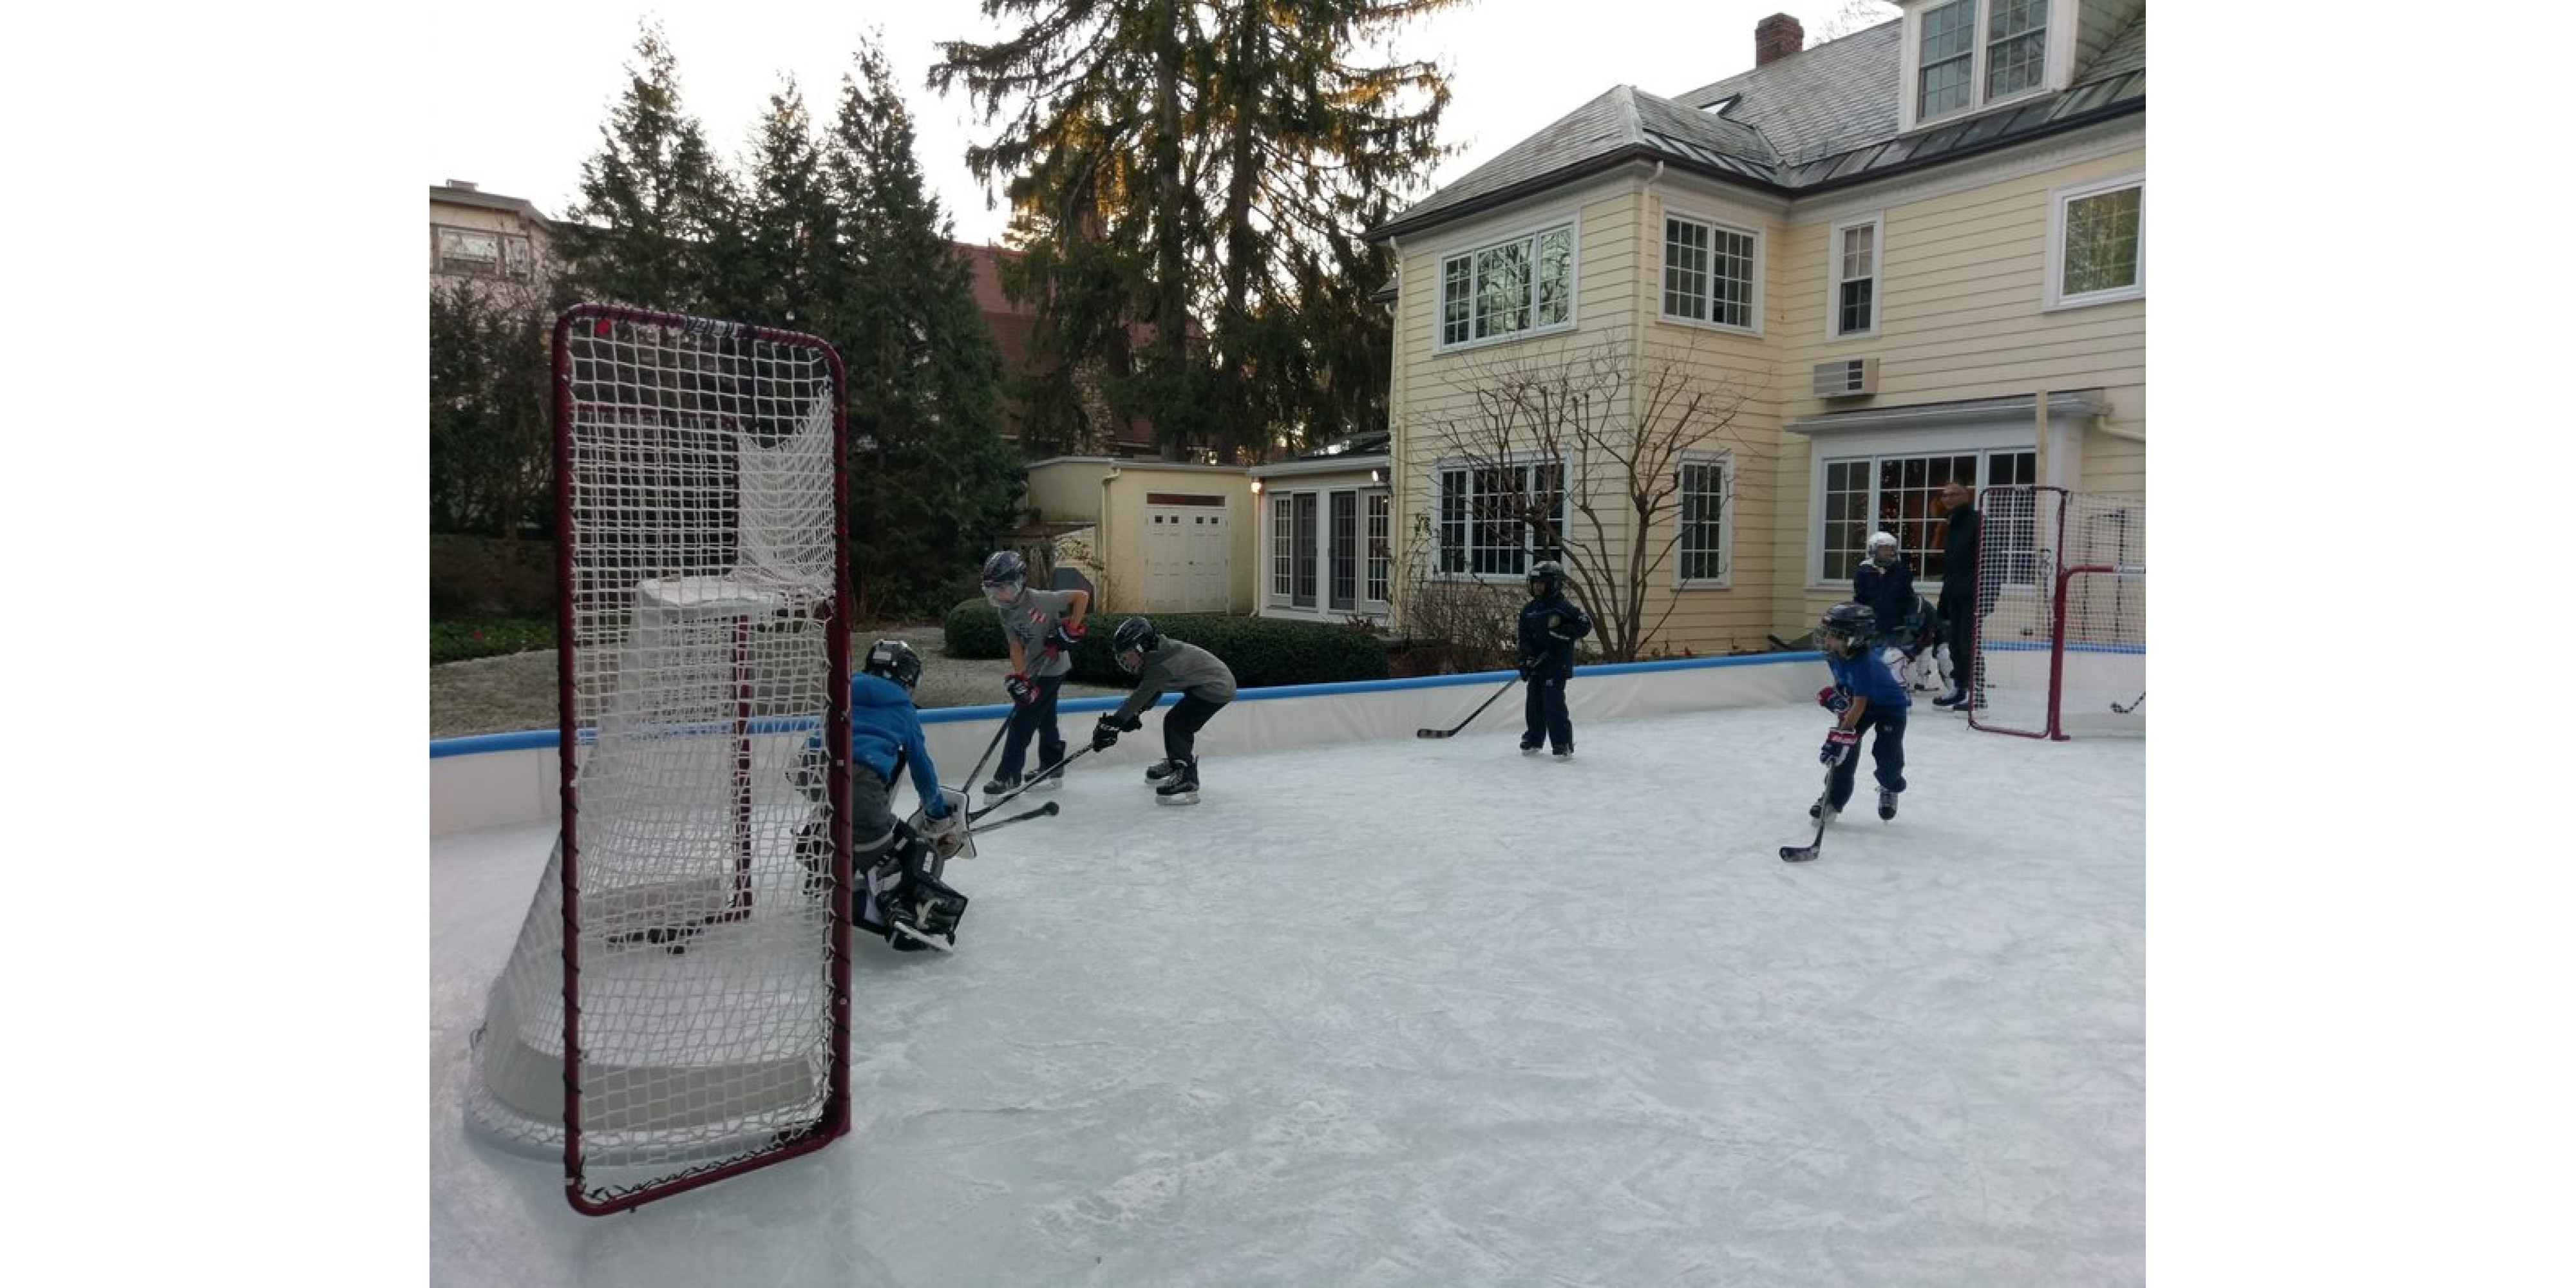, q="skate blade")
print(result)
[887,922,954,952]
[1154,790,1200,806]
